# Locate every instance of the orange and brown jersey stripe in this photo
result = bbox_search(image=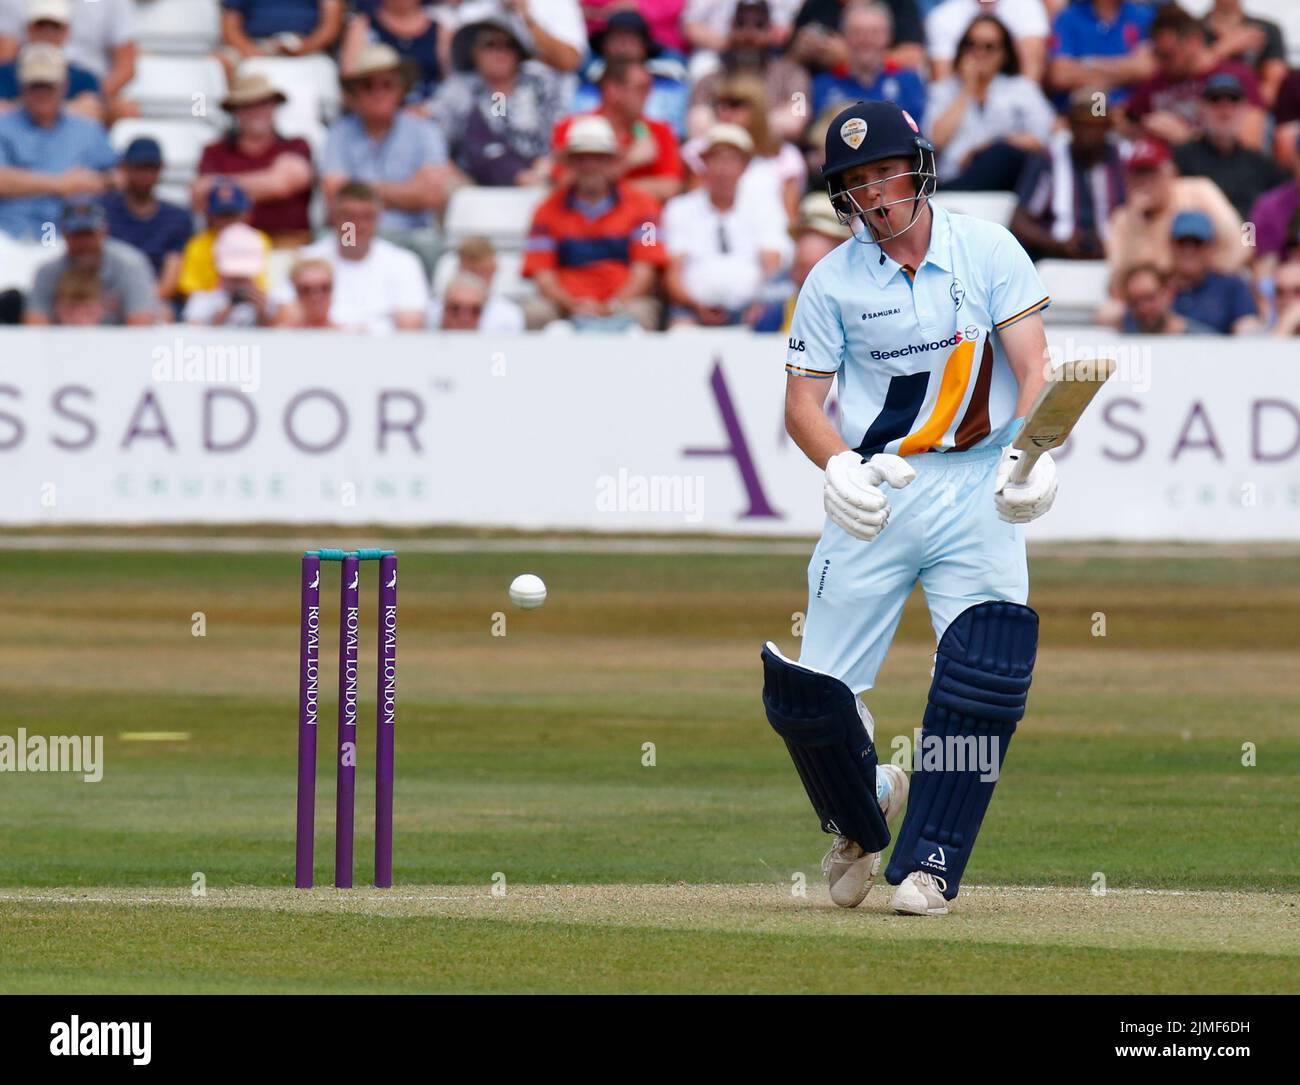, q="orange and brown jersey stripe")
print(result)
[994,296,1051,330]
[954,339,994,451]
